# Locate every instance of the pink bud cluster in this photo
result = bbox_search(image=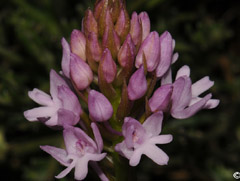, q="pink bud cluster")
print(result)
[24,0,219,180]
